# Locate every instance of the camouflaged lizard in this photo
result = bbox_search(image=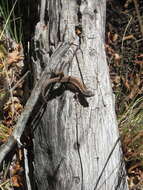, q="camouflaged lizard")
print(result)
[42,72,94,102]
